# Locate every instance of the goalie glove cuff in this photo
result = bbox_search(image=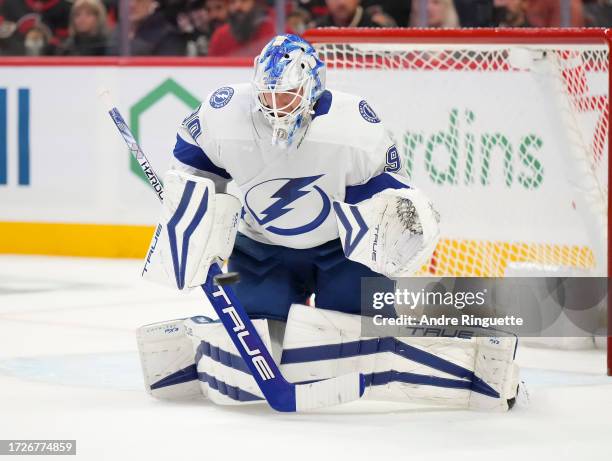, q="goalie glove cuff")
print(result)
[334,176,440,278]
